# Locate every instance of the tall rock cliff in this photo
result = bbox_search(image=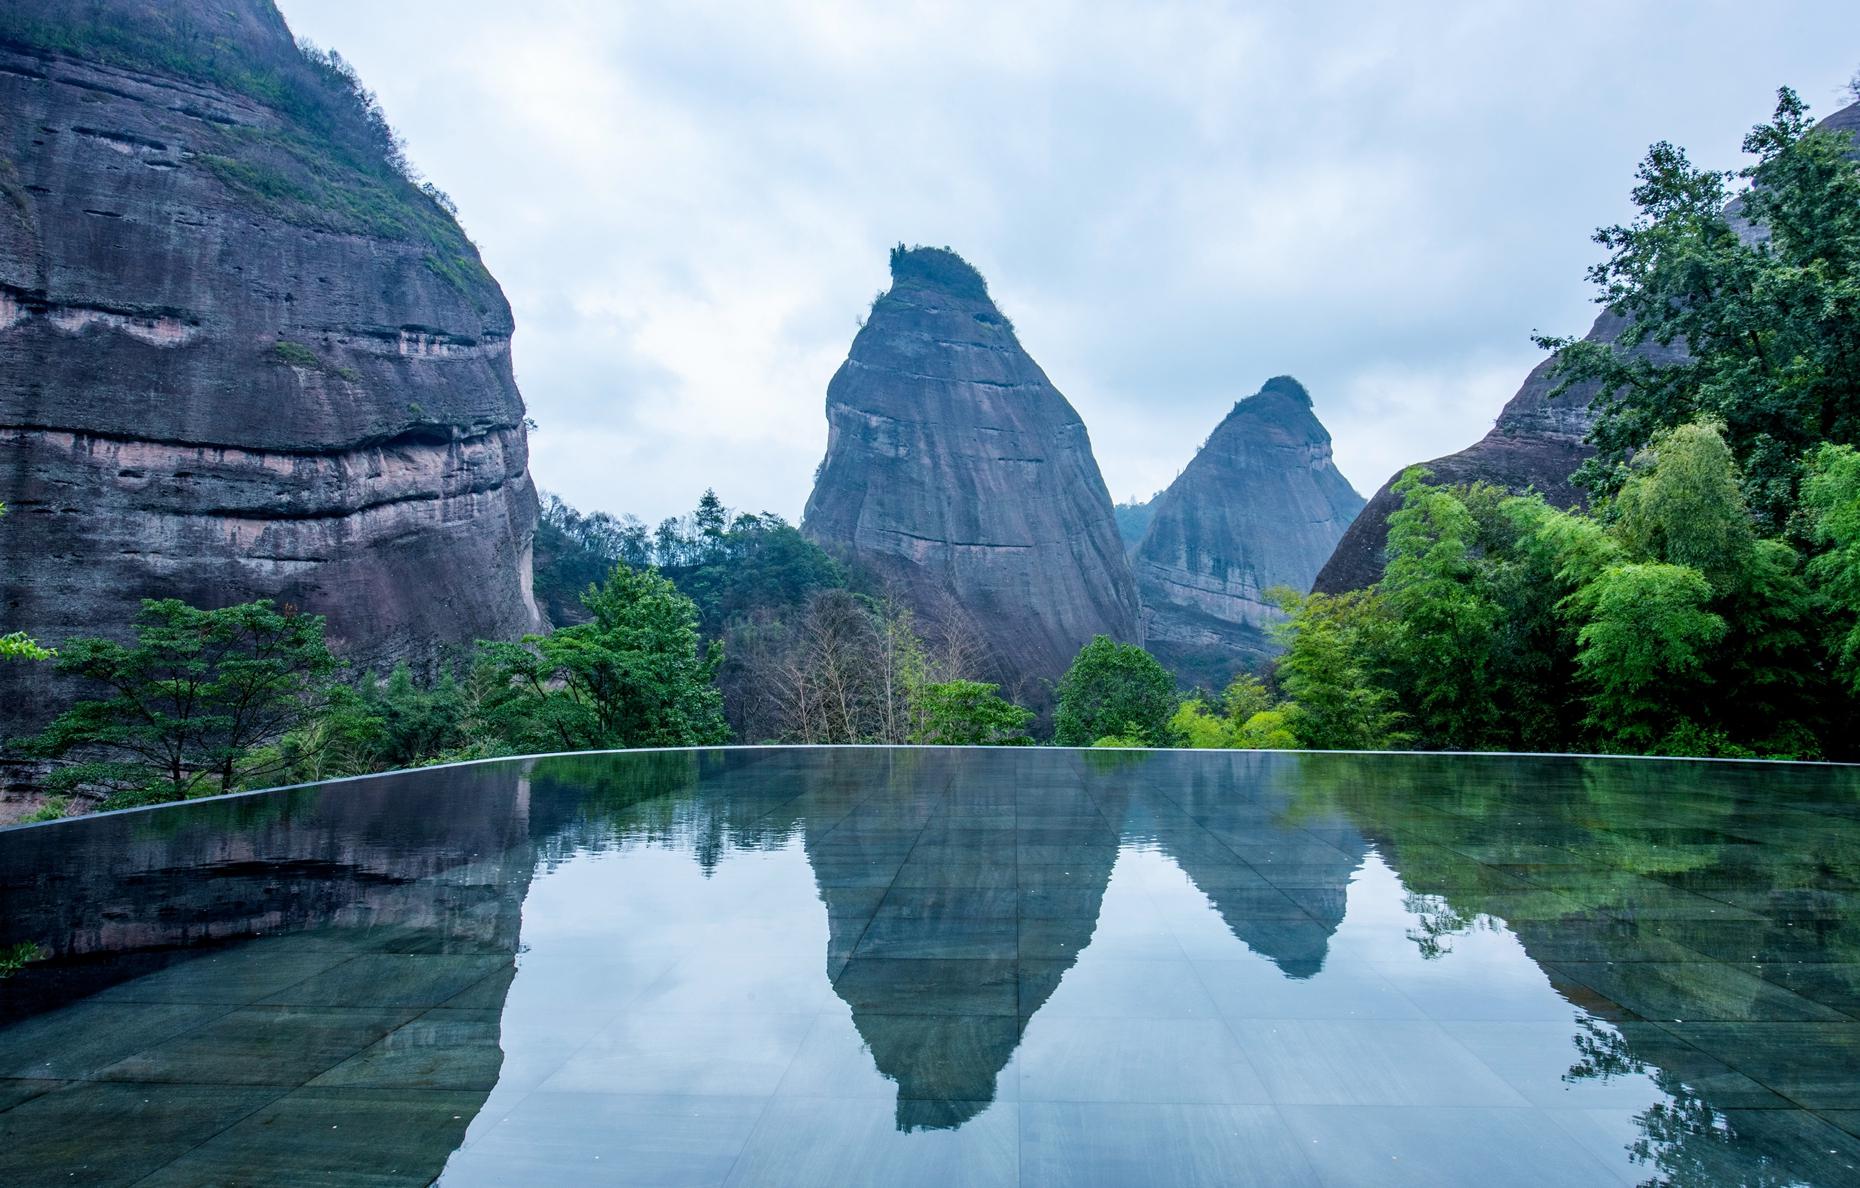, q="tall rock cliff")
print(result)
[802,246,1140,704]
[1316,97,1860,593]
[0,1,543,736]
[1132,376,1363,686]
